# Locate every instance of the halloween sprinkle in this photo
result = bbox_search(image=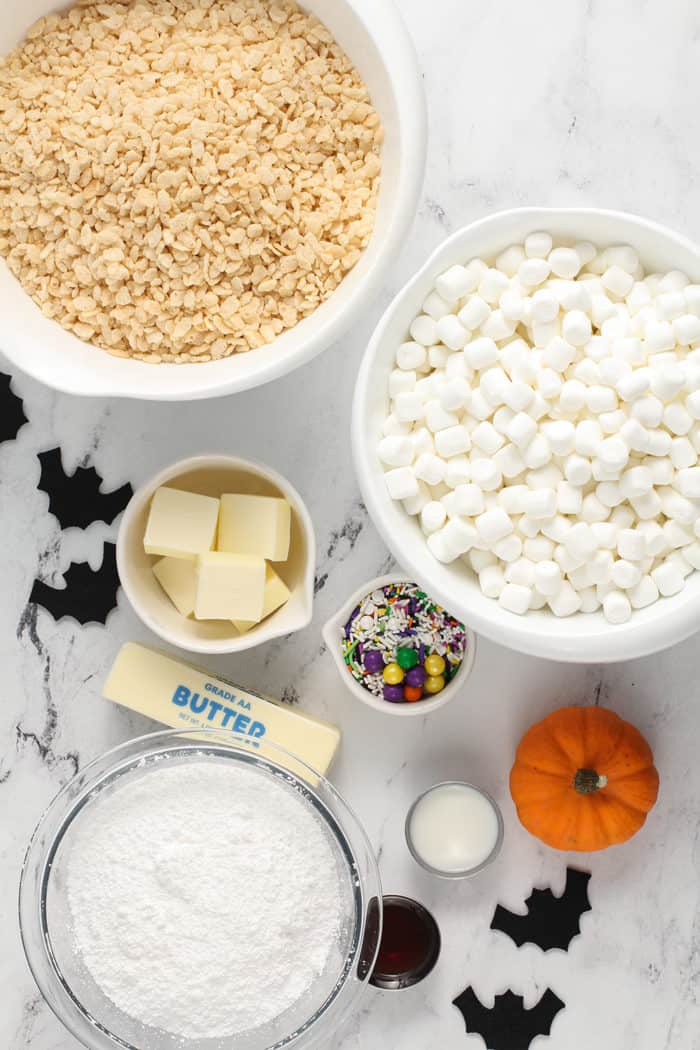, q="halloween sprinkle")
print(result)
[341,582,467,703]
